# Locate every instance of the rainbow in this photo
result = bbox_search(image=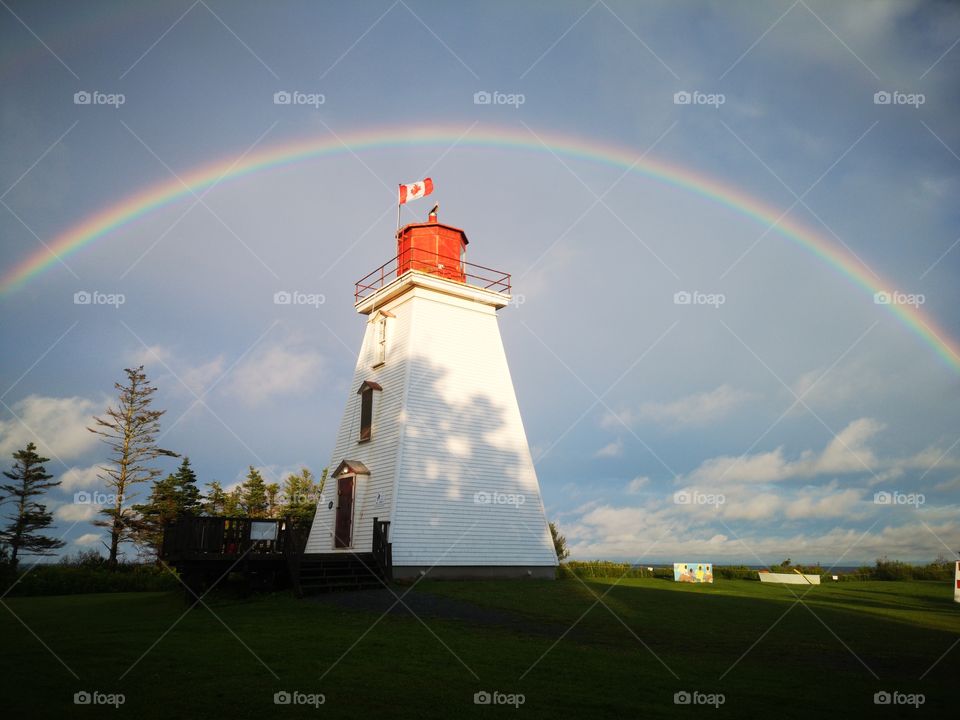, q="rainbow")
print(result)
[3,124,958,372]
